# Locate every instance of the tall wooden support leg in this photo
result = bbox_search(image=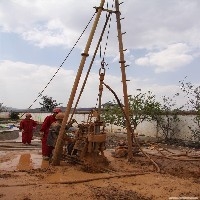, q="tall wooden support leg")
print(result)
[52,0,105,166]
[115,0,133,160]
